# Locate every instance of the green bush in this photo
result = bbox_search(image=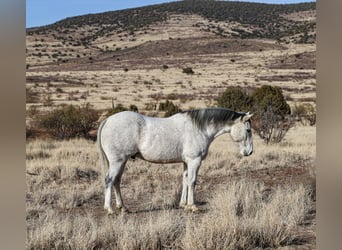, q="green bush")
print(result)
[251,85,291,117]
[106,103,139,117]
[106,104,127,117]
[292,103,316,126]
[217,85,293,144]
[37,103,98,139]
[129,104,139,112]
[26,88,39,103]
[158,100,181,117]
[182,67,194,75]
[216,86,253,112]
[251,85,292,144]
